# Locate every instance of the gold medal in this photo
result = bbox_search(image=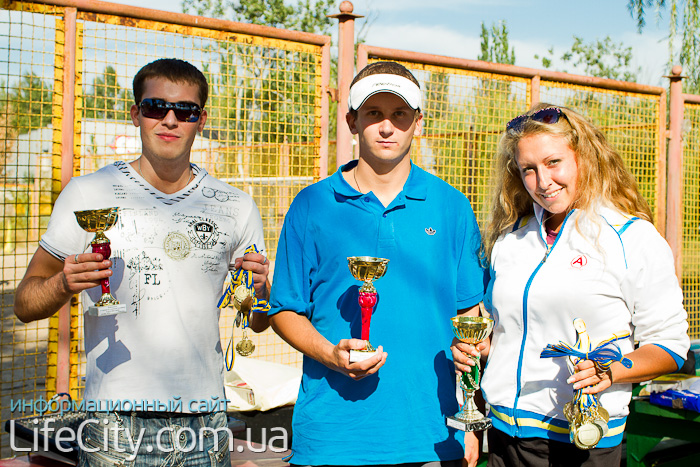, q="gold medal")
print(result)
[233,284,253,312]
[542,319,627,450]
[218,245,270,363]
[569,403,609,449]
[236,329,255,356]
